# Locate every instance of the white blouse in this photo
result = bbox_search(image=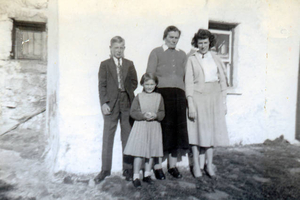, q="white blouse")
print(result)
[196,52,219,83]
